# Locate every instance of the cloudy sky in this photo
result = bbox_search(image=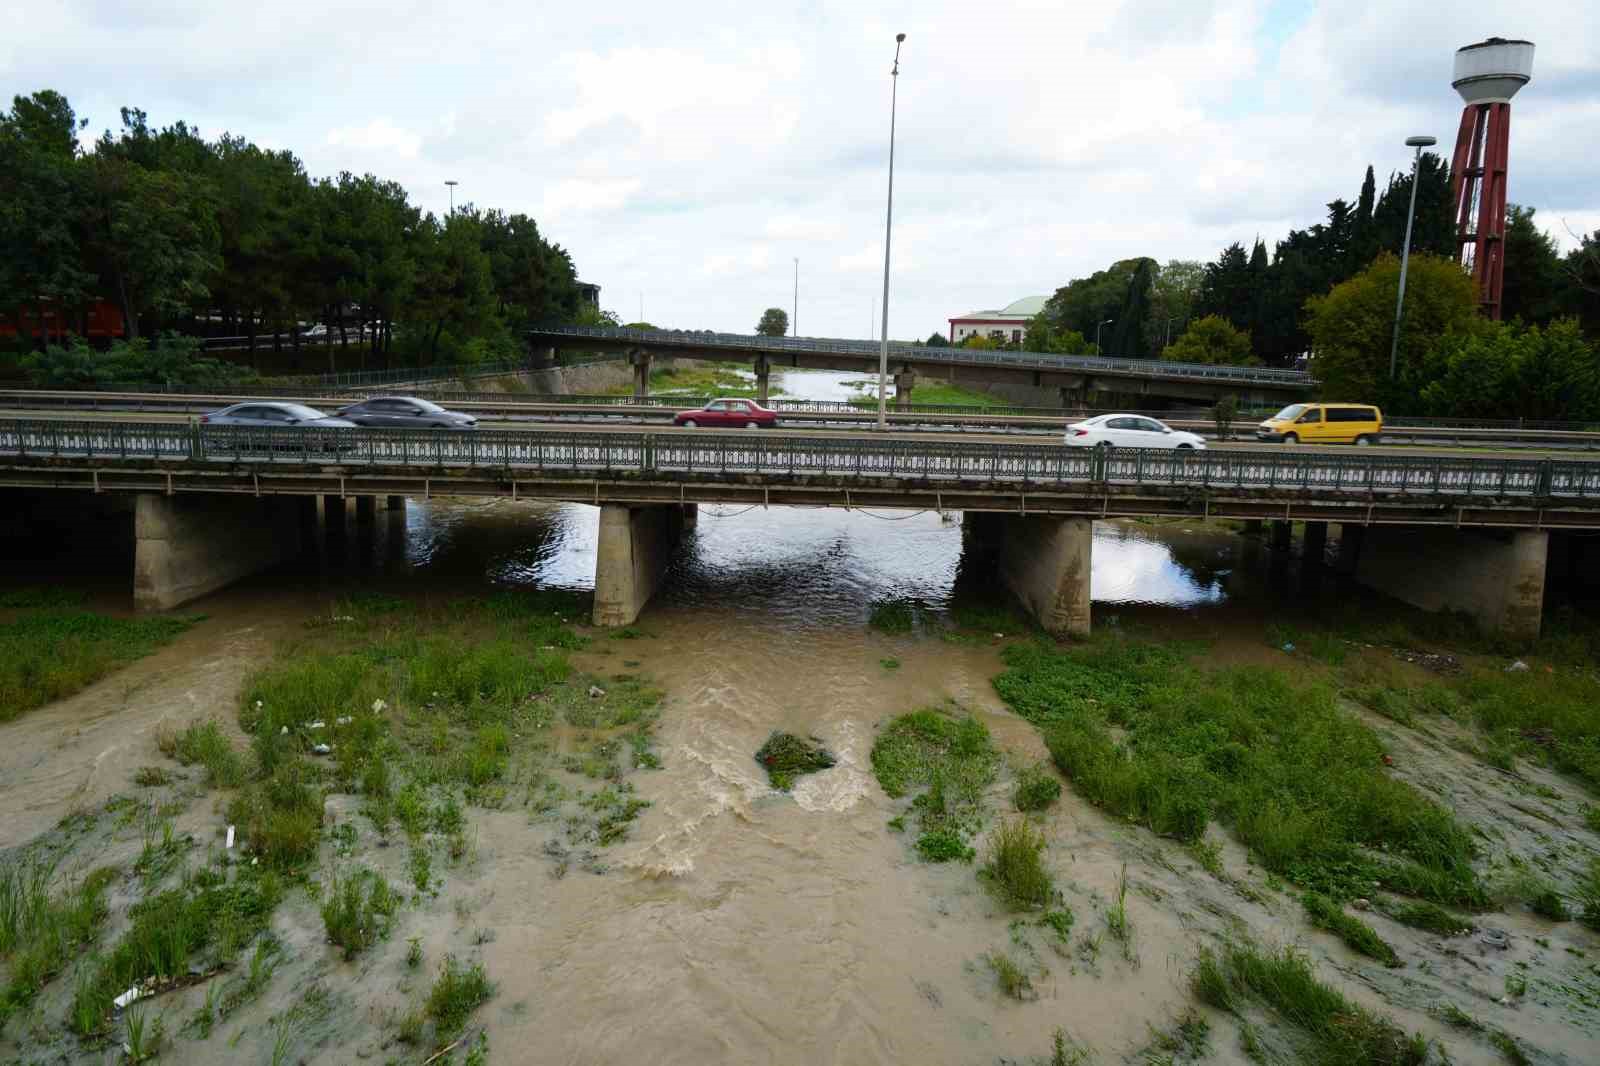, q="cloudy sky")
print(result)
[5,1,1597,340]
